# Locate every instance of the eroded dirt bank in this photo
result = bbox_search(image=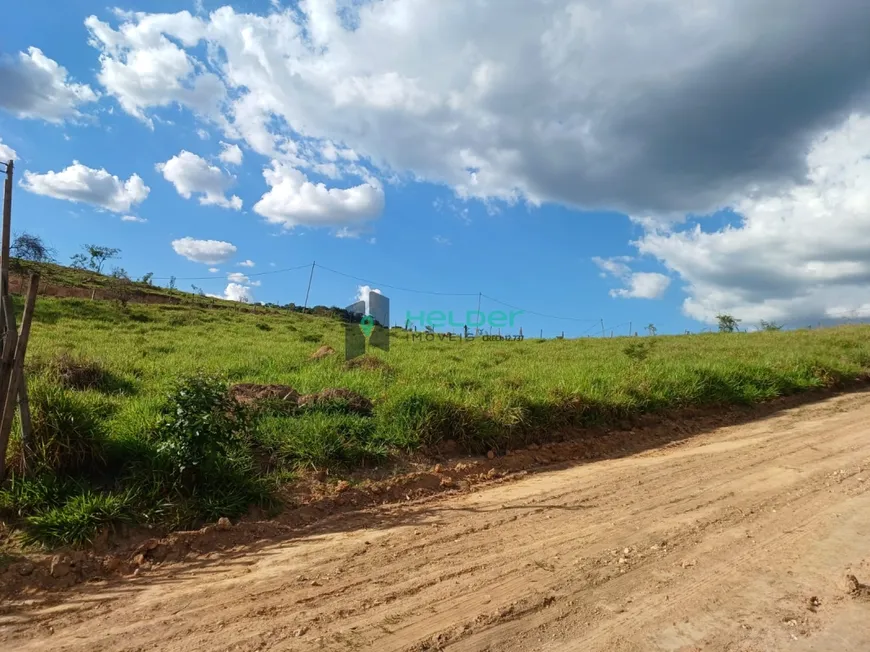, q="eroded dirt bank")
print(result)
[2,392,870,651]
